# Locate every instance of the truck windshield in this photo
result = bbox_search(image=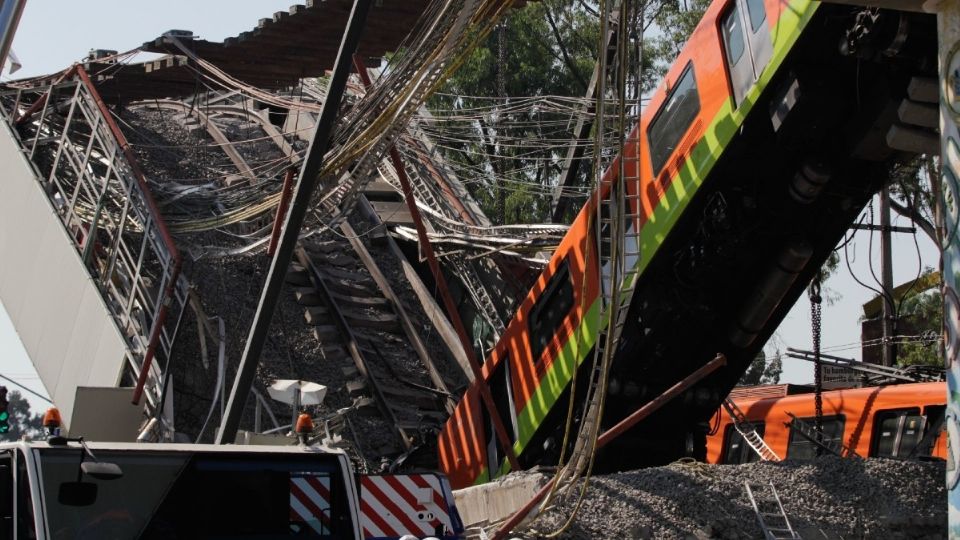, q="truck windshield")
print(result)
[38,449,354,539]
